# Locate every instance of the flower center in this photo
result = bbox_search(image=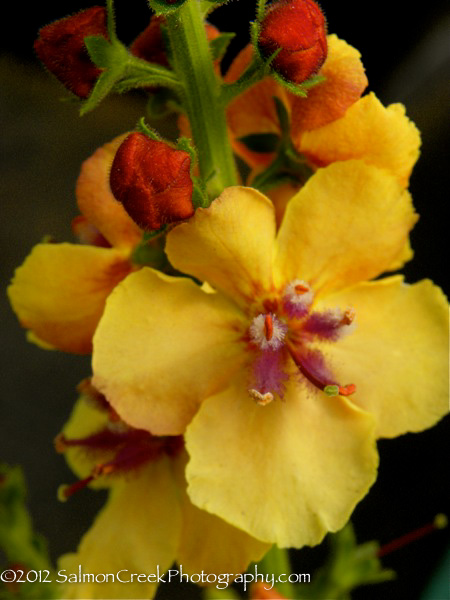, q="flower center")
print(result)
[247,280,356,405]
[249,313,287,350]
